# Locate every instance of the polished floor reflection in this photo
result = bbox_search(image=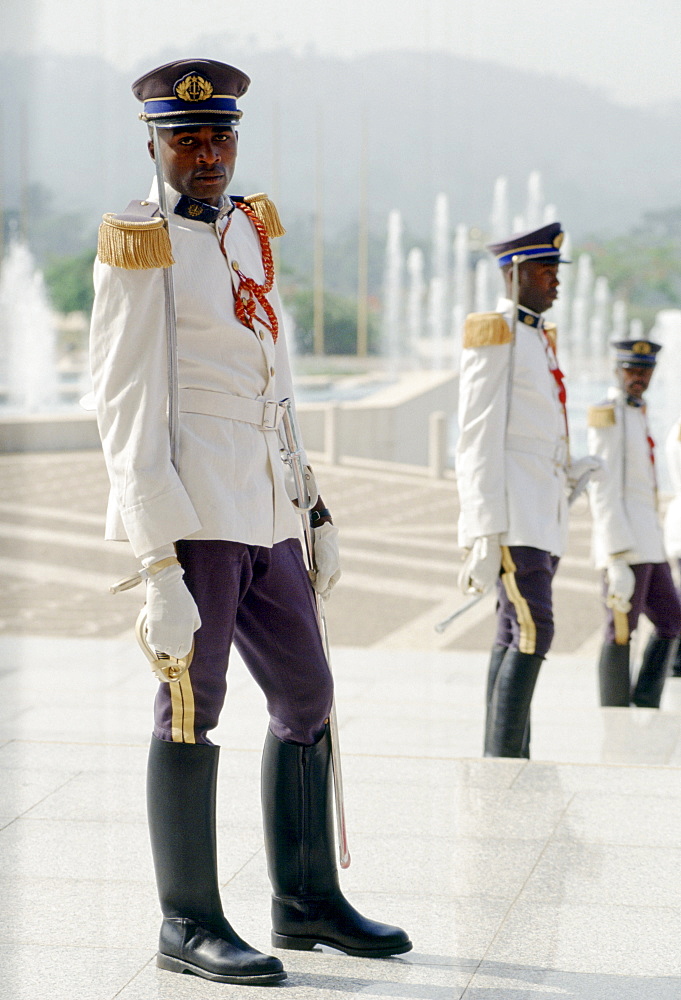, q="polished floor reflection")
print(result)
[2,633,681,999]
